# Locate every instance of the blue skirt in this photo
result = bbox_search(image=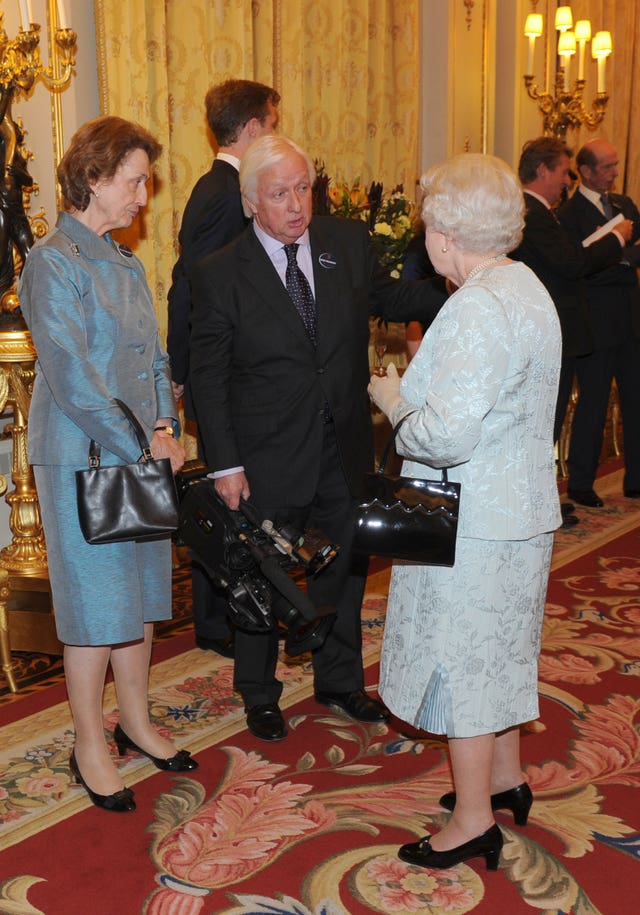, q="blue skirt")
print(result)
[34,464,172,645]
